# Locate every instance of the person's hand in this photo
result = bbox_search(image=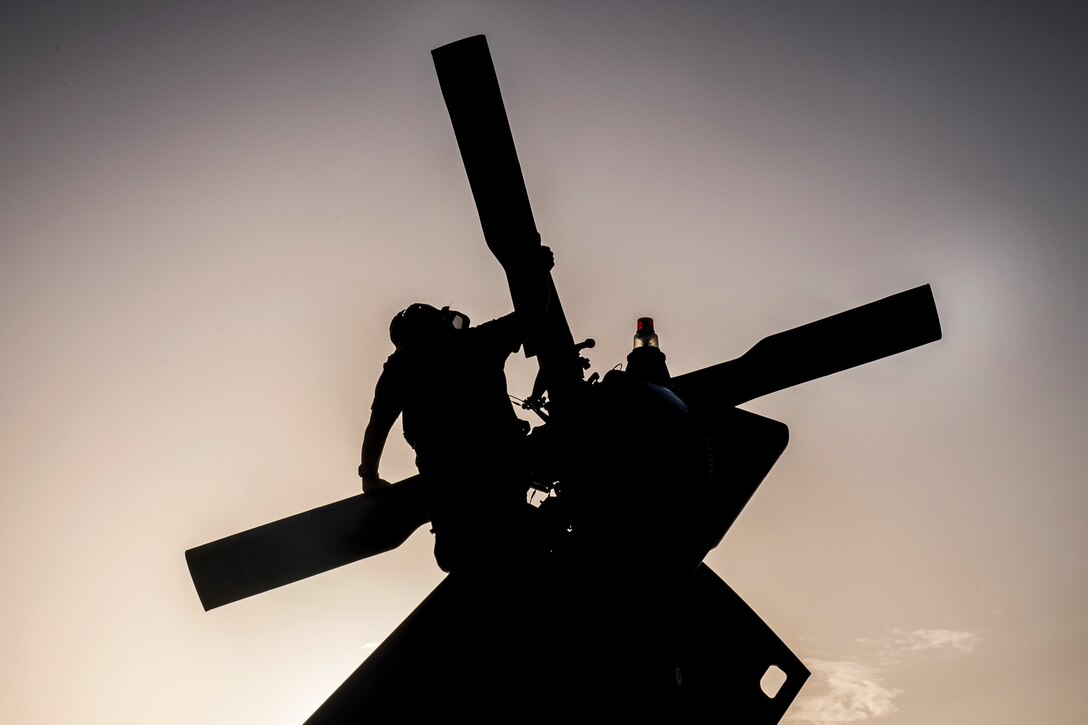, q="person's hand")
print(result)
[362,475,393,494]
[538,244,554,272]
